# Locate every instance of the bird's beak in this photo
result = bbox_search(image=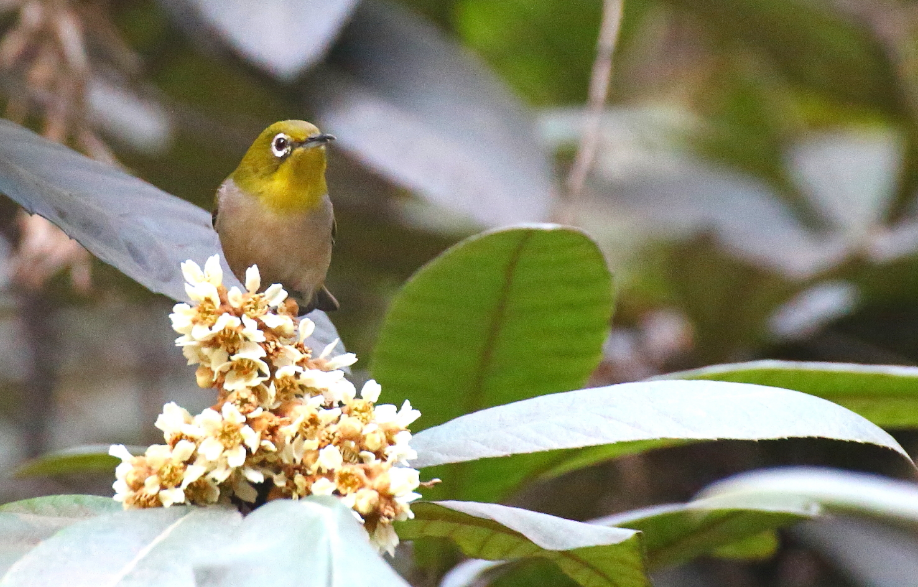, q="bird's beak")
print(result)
[300,133,336,148]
